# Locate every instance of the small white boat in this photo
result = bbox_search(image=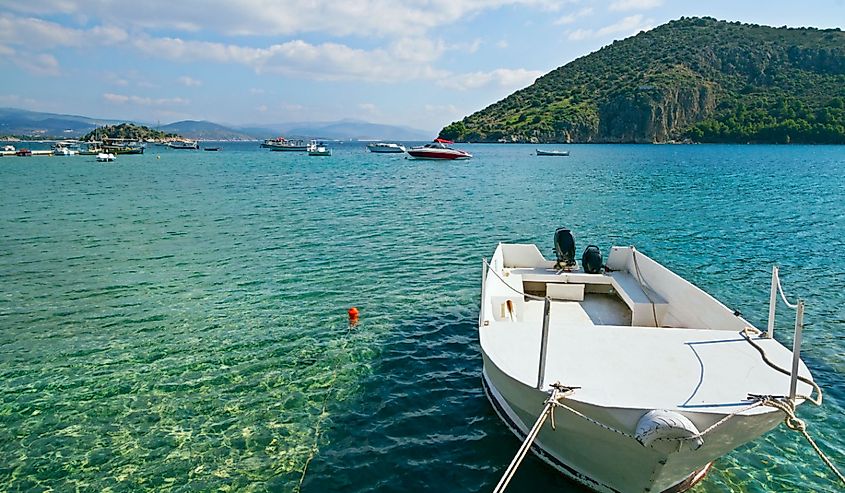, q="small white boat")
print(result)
[481,228,818,493]
[96,153,116,162]
[52,141,80,155]
[367,142,406,153]
[407,139,471,160]
[3,145,16,152]
[167,140,199,150]
[536,149,570,156]
[307,140,332,156]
